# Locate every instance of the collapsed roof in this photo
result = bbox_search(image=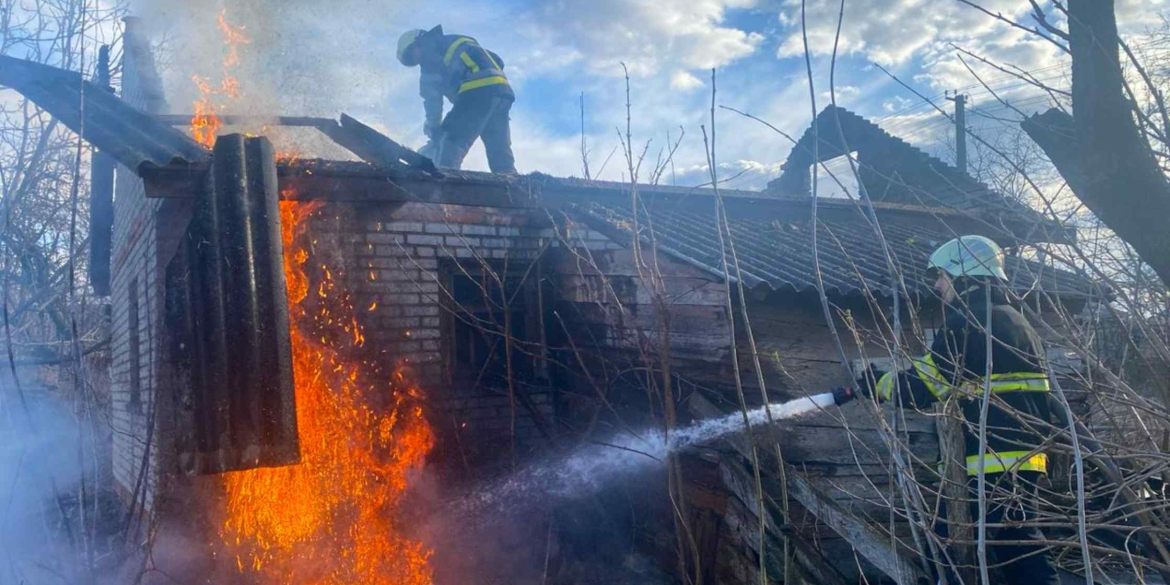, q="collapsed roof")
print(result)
[769,105,1045,223]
